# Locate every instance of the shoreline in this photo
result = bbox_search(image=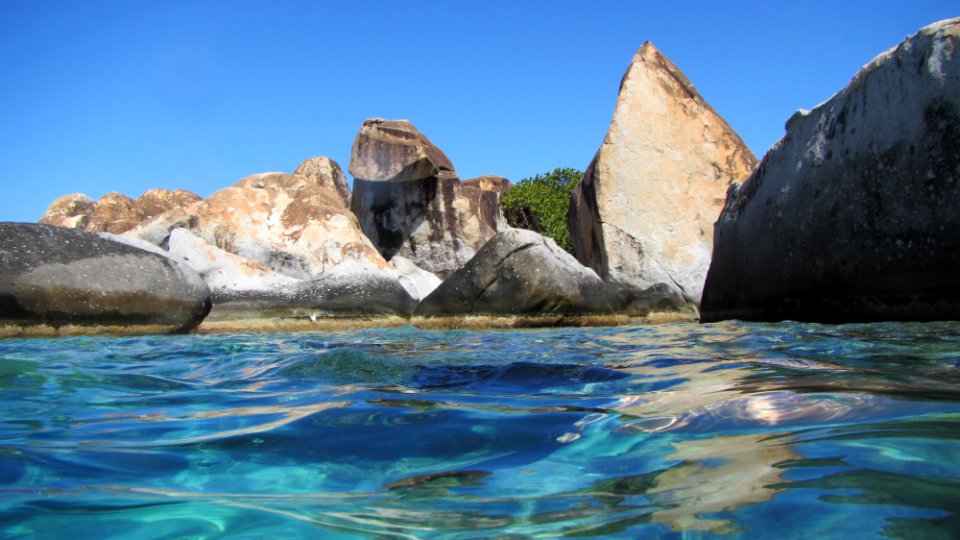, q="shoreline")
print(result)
[0,311,698,338]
